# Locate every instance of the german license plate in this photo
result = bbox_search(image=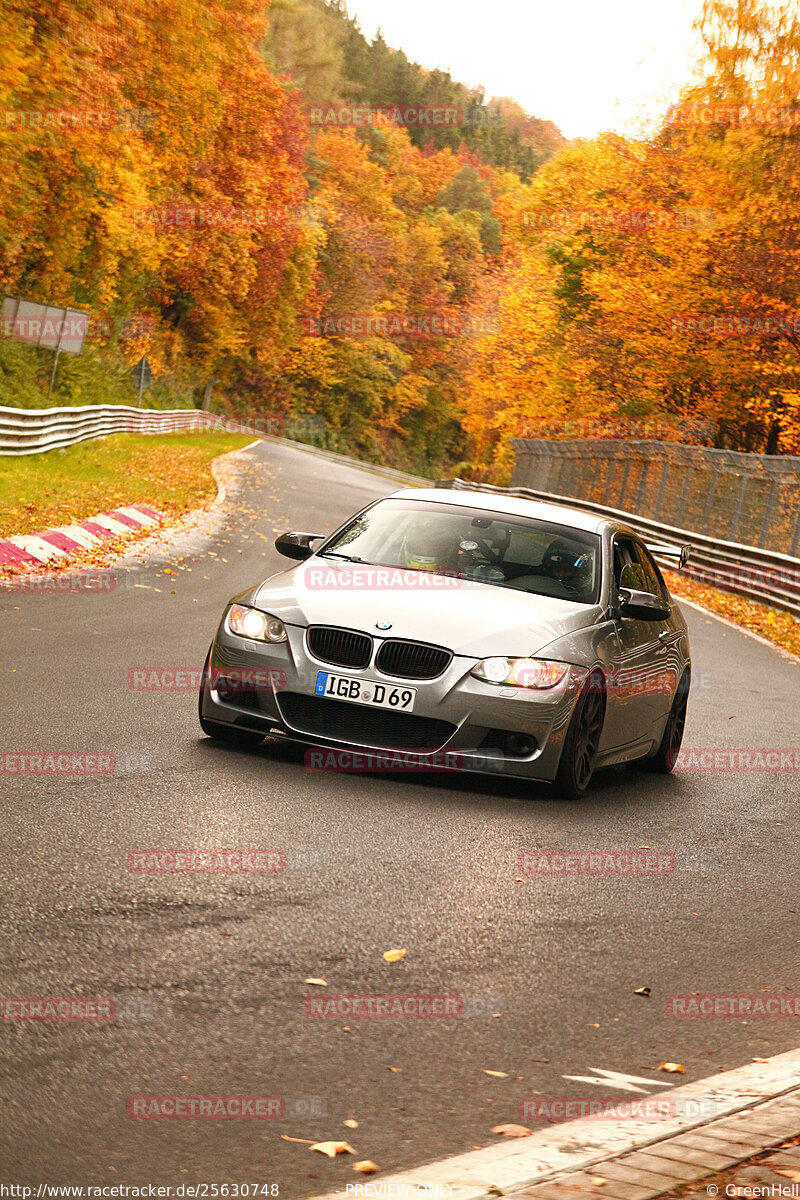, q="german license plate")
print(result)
[314,671,416,712]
